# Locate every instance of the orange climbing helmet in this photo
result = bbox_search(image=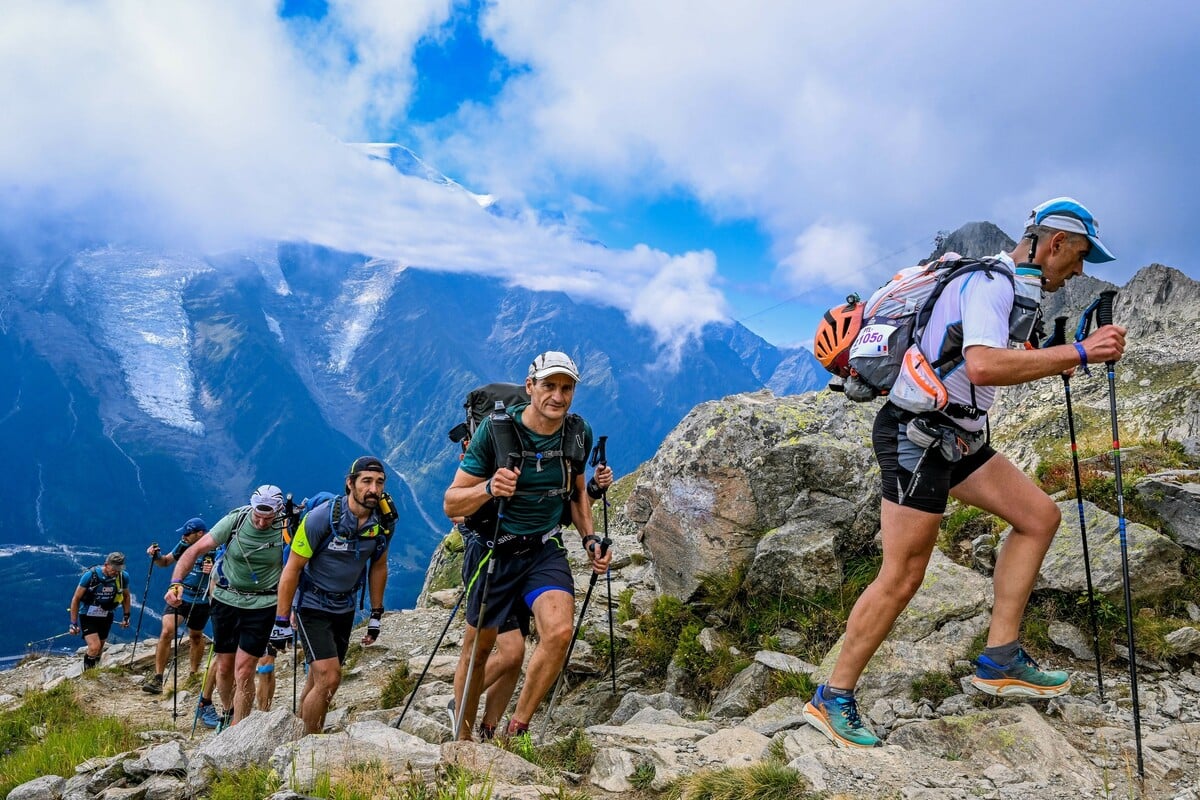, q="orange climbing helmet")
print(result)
[814,295,863,378]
